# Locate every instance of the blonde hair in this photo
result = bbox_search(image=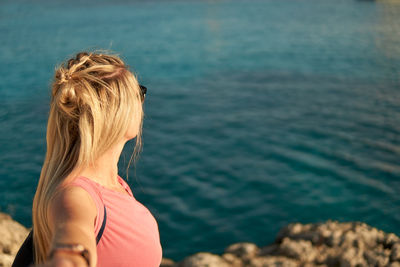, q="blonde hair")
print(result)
[32,51,143,264]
